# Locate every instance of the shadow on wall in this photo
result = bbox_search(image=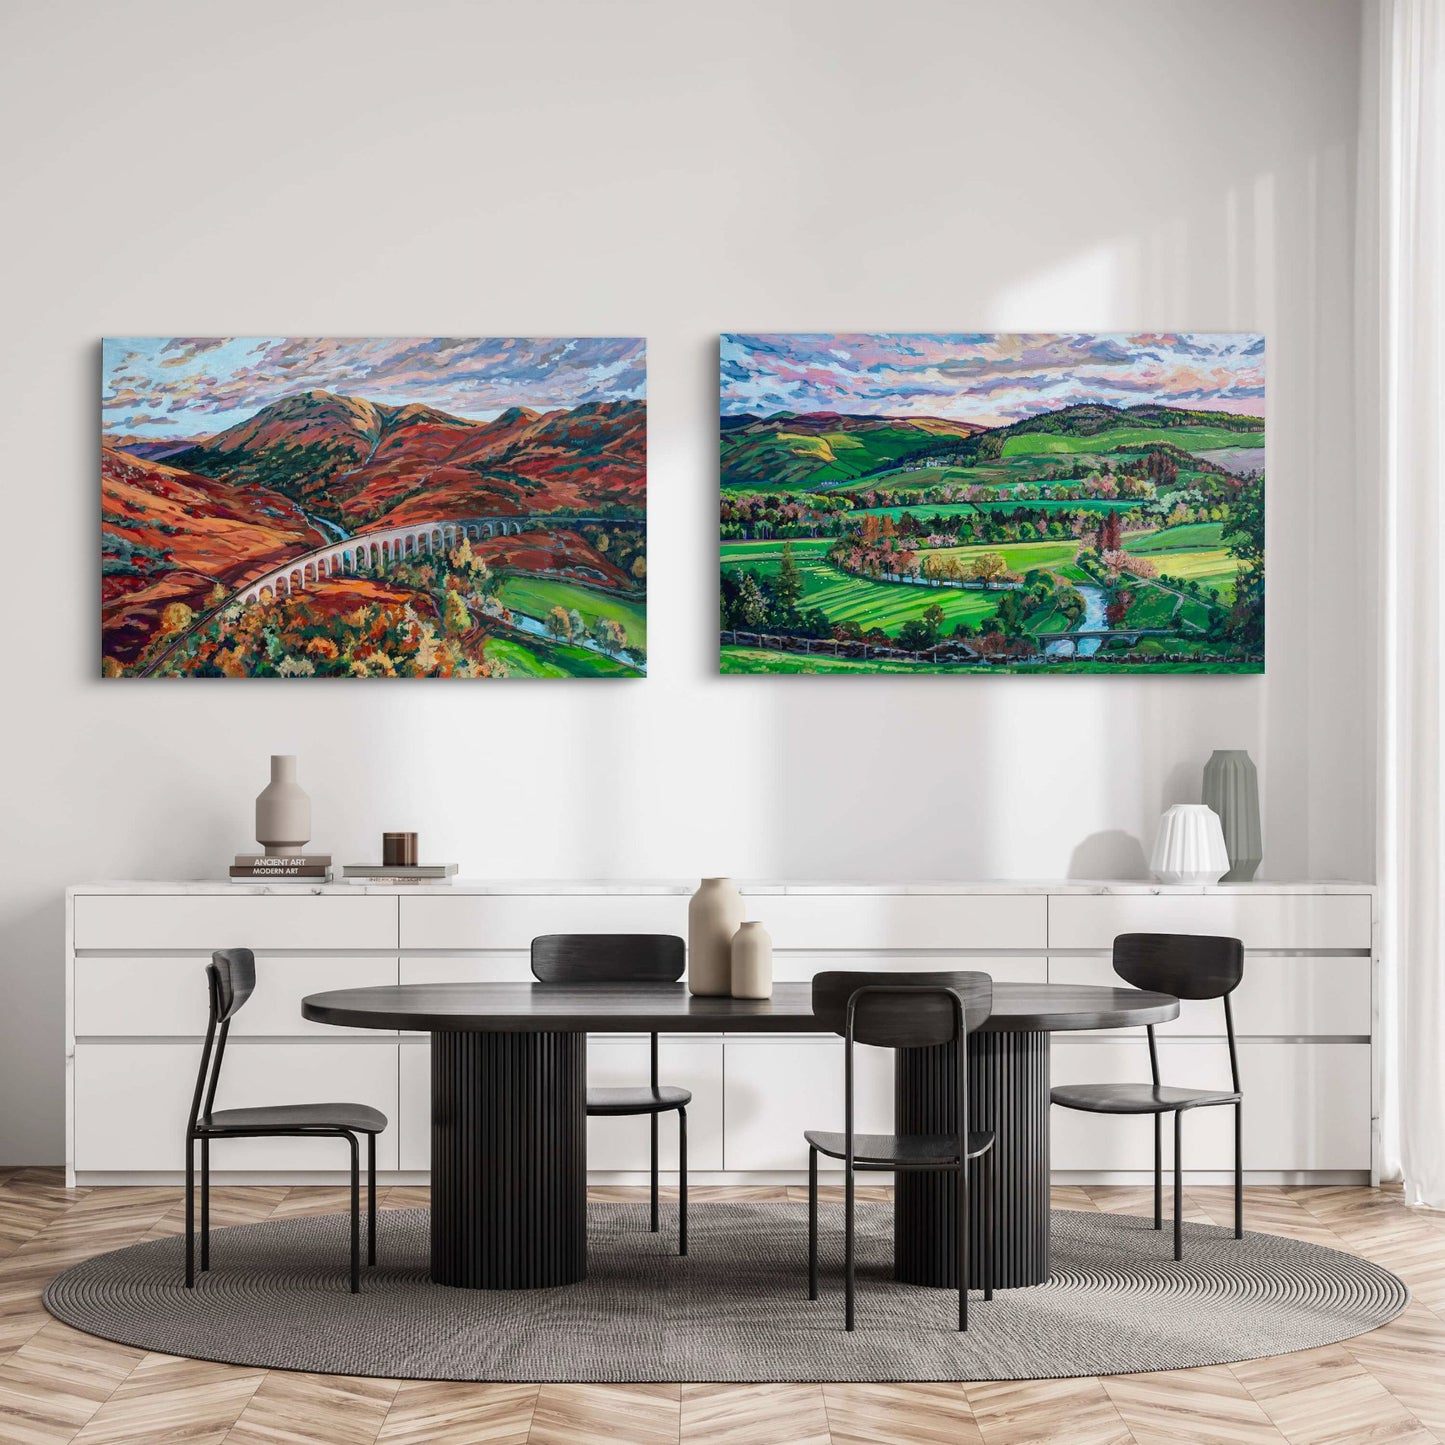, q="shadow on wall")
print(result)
[1068,832,1151,881]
